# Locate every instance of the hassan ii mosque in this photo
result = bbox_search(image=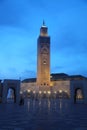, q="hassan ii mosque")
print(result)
[0,21,87,104]
[21,22,87,103]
